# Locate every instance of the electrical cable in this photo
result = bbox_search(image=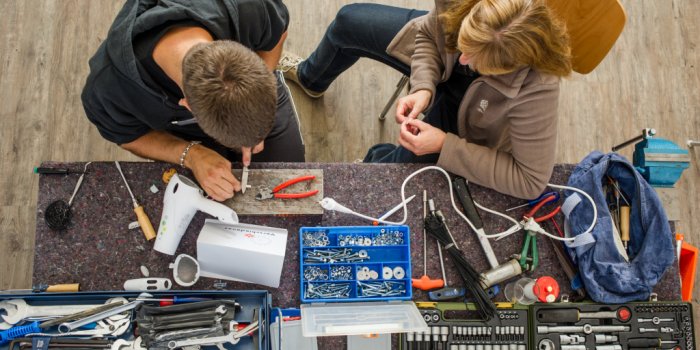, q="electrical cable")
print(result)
[320,166,598,244]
